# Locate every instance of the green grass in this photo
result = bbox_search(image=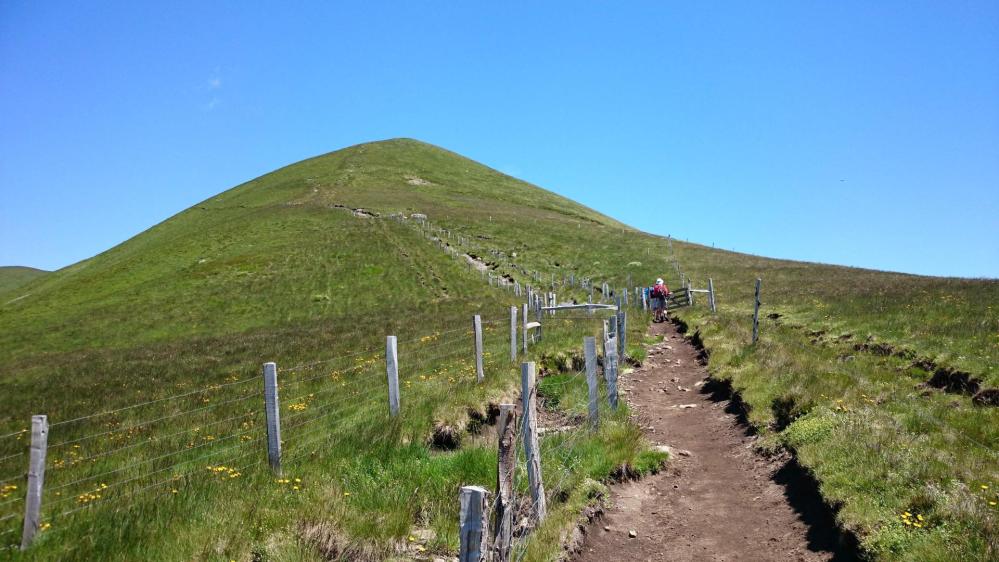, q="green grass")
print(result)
[0,138,995,560]
[0,267,49,299]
